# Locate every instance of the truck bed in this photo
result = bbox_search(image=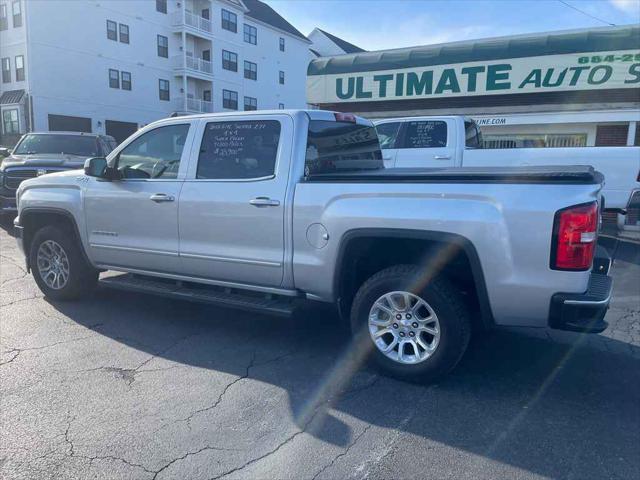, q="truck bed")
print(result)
[305,165,604,185]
